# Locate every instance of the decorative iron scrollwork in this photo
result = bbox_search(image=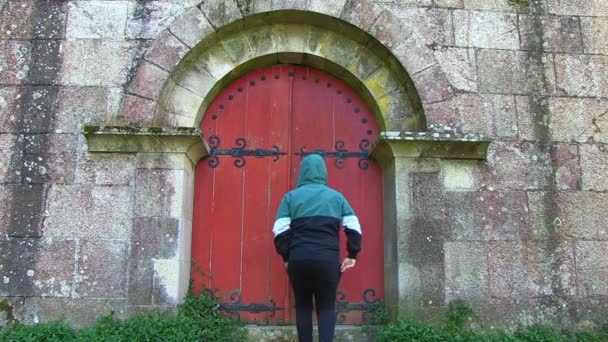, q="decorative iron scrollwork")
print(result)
[204,289,282,320]
[295,139,370,170]
[335,288,384,323]
[207,135,287,168]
